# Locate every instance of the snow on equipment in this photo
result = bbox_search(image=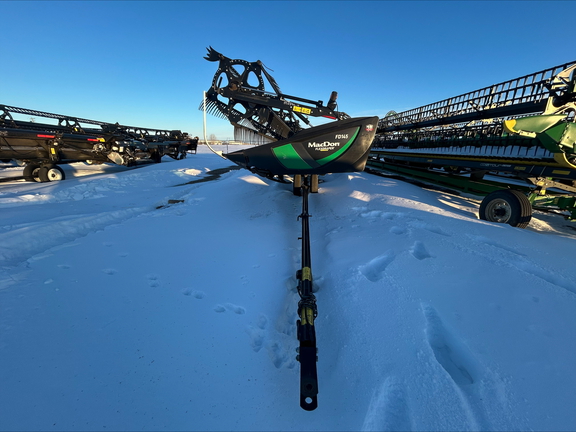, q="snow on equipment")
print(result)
[201,47,378,410]
[368,61,576,227]
[0,104,195,182]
